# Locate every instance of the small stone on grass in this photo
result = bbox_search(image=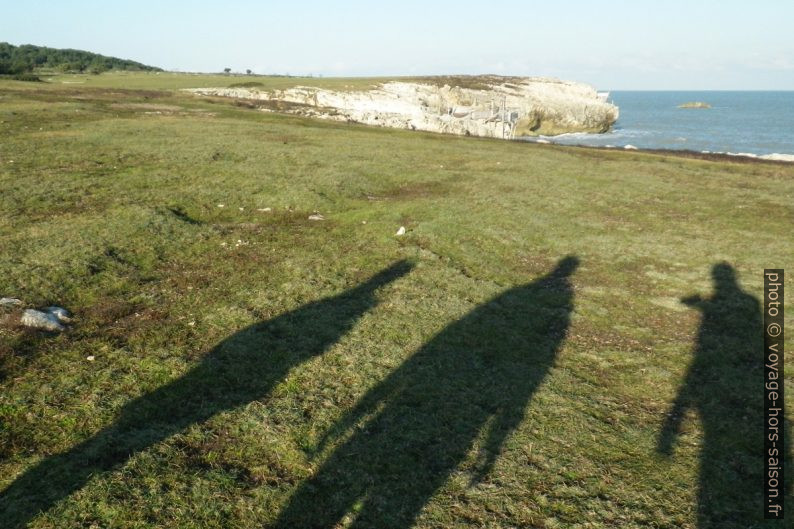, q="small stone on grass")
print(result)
[0,297,22,307]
